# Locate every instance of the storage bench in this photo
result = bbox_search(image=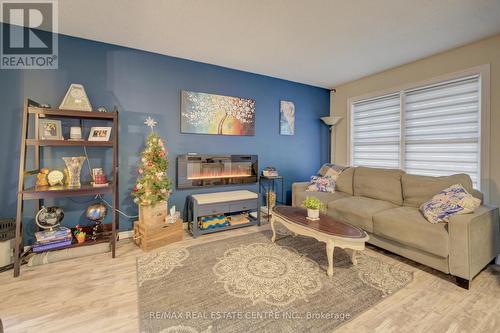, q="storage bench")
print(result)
[187,190,260,238]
